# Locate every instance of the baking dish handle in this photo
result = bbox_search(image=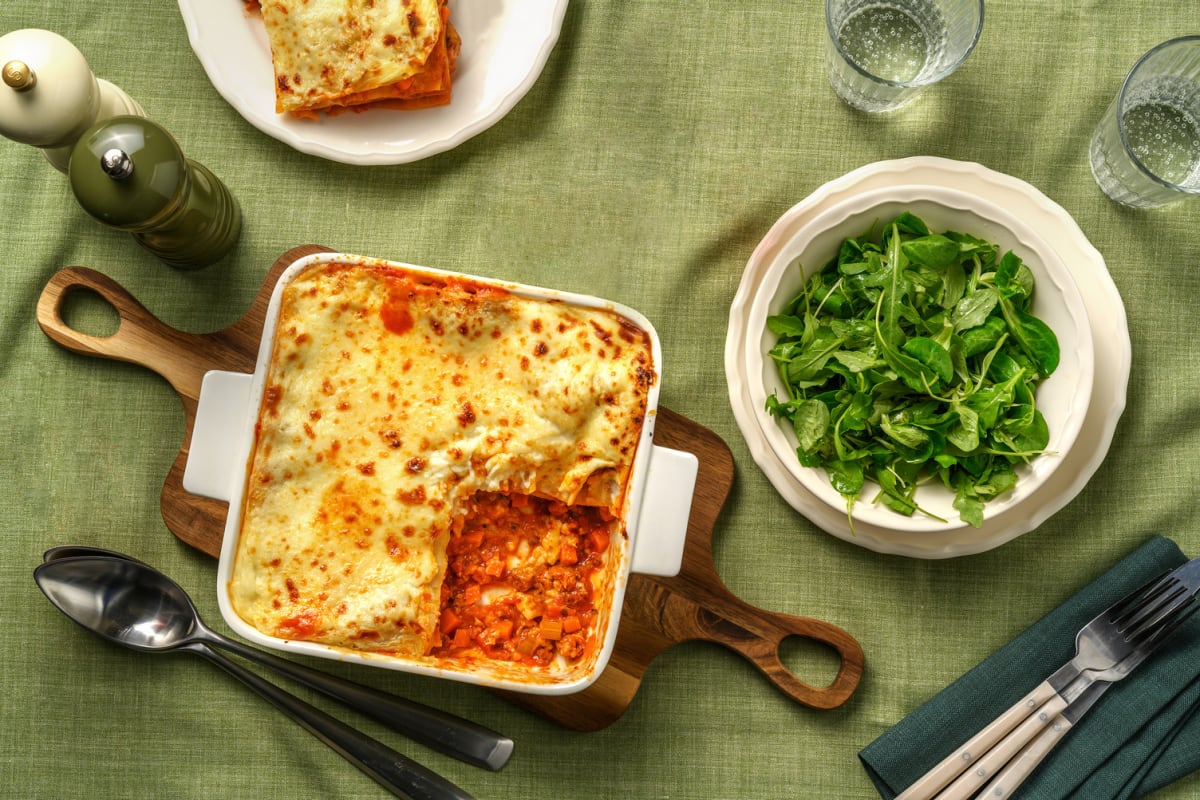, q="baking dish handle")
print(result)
[182,369,255,502]
[629,445,699,578]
